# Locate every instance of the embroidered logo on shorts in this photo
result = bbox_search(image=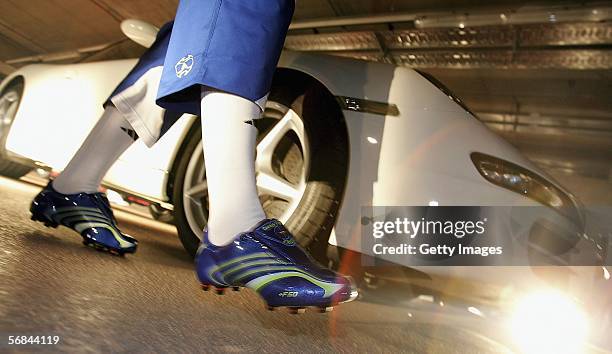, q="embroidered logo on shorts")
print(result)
[175,55,194,78]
